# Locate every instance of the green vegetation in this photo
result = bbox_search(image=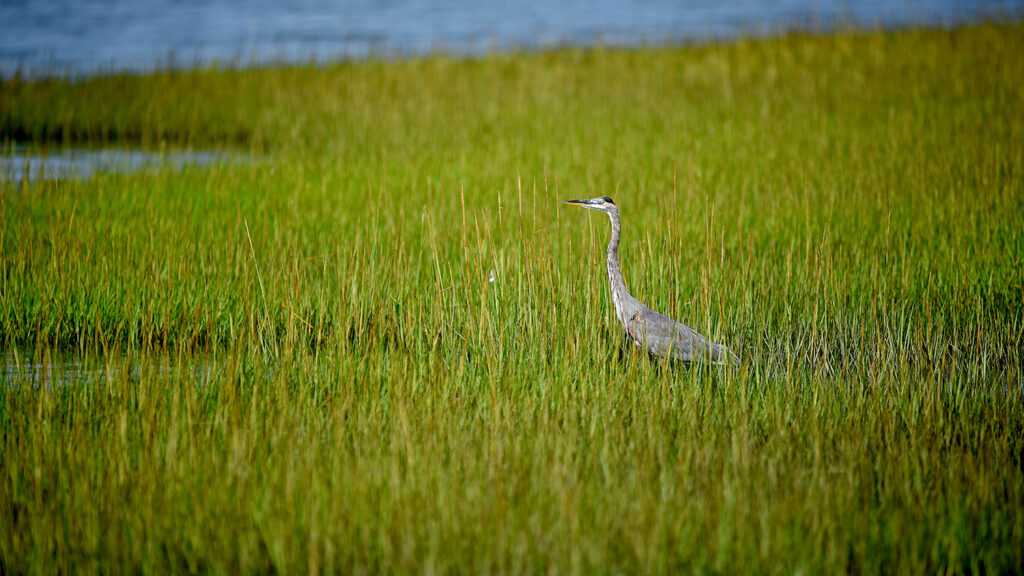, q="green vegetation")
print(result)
[2,24,1023,573]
